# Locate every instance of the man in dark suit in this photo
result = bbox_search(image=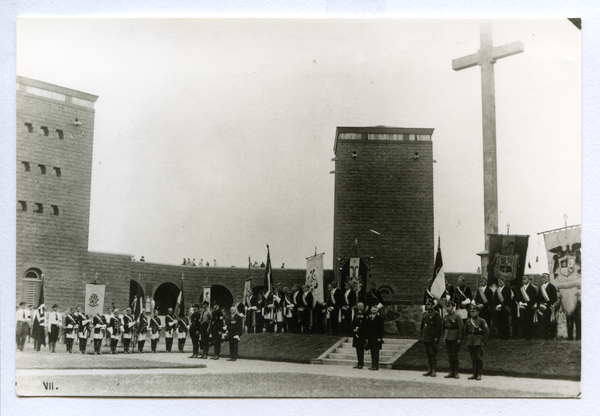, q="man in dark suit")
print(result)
[492,277,512,340]
[341,281,357,337]
[227,306,244,361]
[299,285,313,334]
[473,277,494,330]
[210,303,225,360]
[328,282,344,336]
[421,297,442,377]
[351,302,368,369]
[366,304,385,371]
[517,275,538,340]
[188,304,201,357]
[538,273,558,340]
